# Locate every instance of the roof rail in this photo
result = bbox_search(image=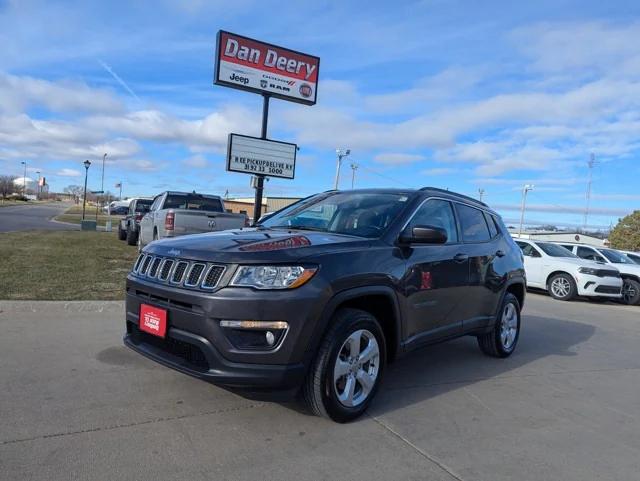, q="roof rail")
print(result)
[419,186,488,207]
